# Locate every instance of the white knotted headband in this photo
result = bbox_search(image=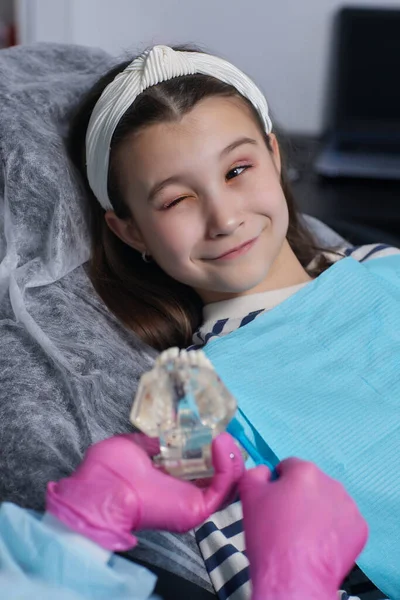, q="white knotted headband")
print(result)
[86,45,273,211]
